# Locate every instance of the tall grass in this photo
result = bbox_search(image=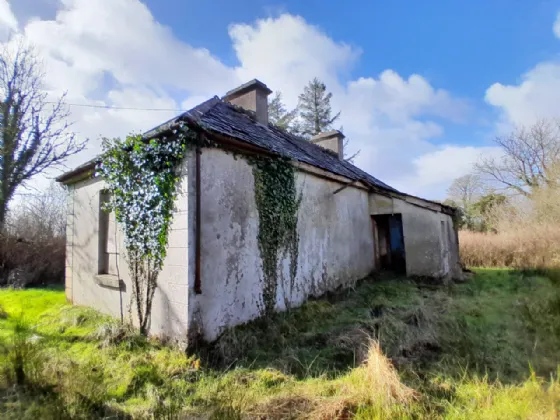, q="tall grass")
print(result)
[459,187,560,272]
[2,271,560,418]
[459,228,560,270]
